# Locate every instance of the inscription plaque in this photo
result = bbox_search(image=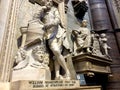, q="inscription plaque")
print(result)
[11,80,80,90]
